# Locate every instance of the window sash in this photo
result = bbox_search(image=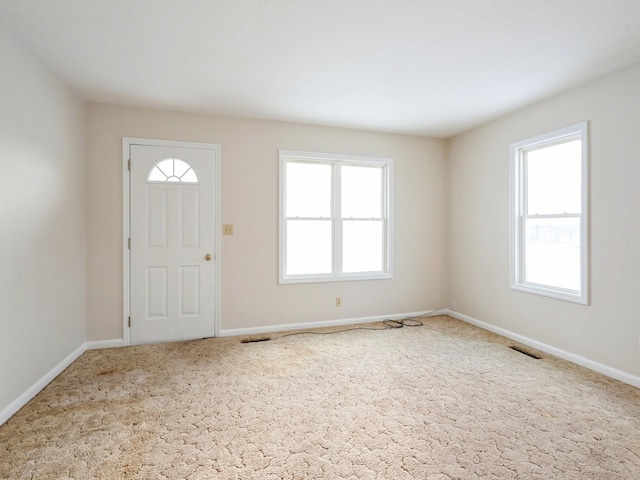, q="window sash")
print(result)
[285,218,335,277]
[341,219,385,273]
[519,215,582,292]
